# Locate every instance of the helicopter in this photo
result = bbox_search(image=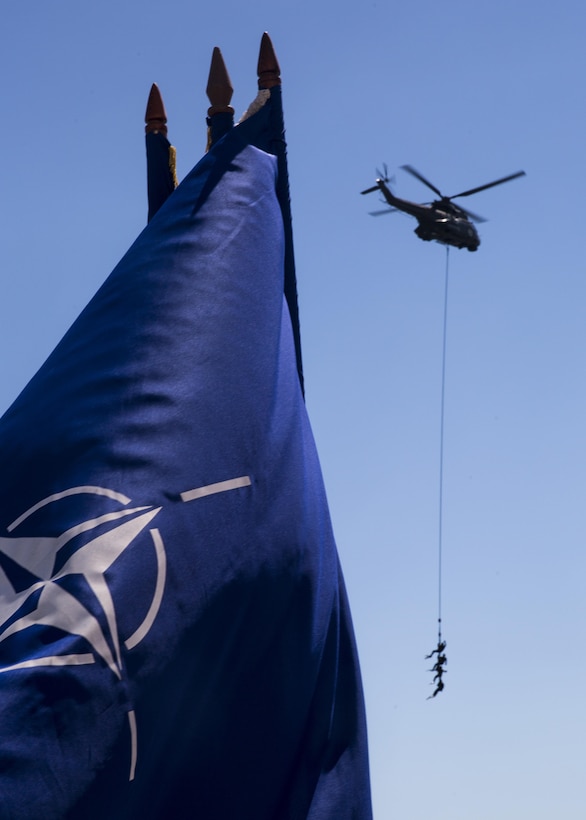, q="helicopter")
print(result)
[361,165,526,251]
